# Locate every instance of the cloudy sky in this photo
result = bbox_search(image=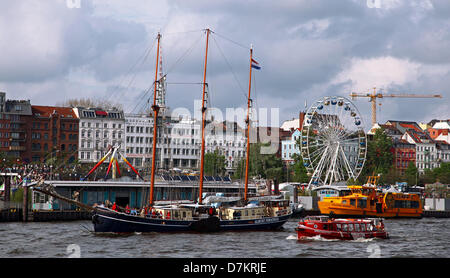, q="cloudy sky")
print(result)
[0,0,449,130]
